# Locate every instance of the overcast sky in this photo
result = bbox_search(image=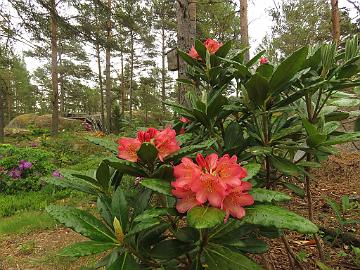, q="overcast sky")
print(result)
[18,0,358,76]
